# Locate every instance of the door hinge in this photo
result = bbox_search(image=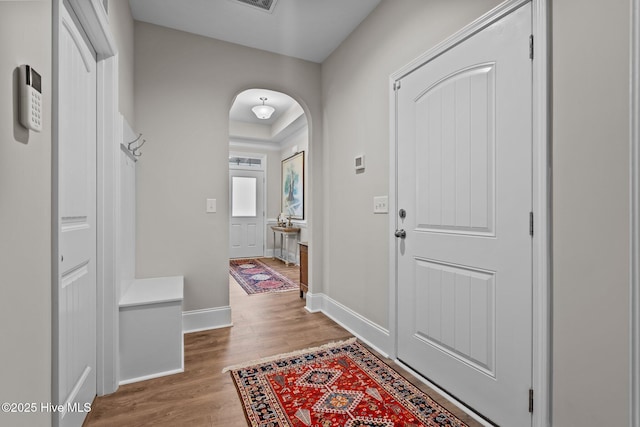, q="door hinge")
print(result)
[529,389,534,413]
[529,212,534,236]
[393,80,401,91]
[529,35,534,60]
